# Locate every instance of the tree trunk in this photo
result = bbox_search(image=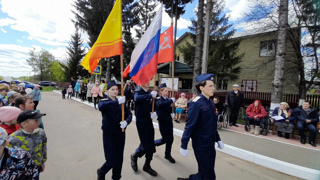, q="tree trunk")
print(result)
[192,0,205,94]
[271,0,288,107]
[106,58,111,82]
[201,0,212,74]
